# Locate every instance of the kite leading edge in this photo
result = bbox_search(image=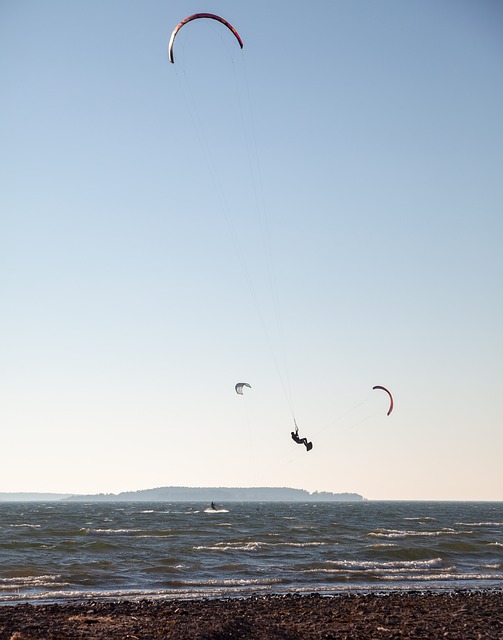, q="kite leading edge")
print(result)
[169,13,244,63]
[372,385,394,416]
